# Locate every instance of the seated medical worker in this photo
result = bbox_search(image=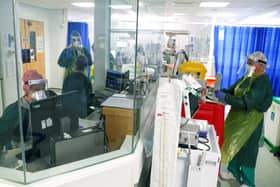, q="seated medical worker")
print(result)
[0,70,47,151]
[62,55,93,119]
